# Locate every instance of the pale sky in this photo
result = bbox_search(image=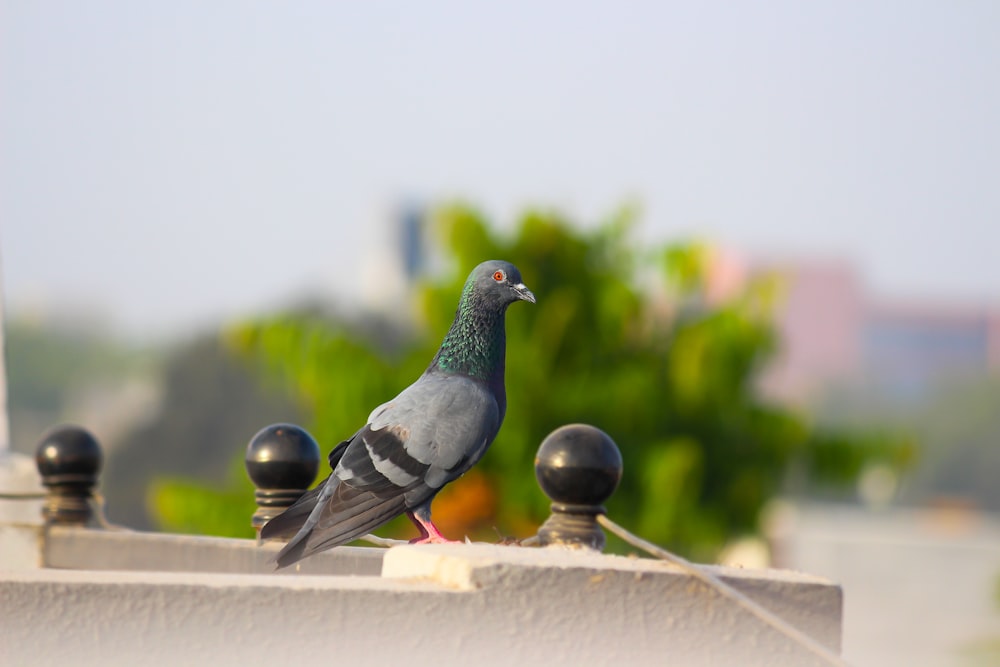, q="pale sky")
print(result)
[2,2,998,339]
